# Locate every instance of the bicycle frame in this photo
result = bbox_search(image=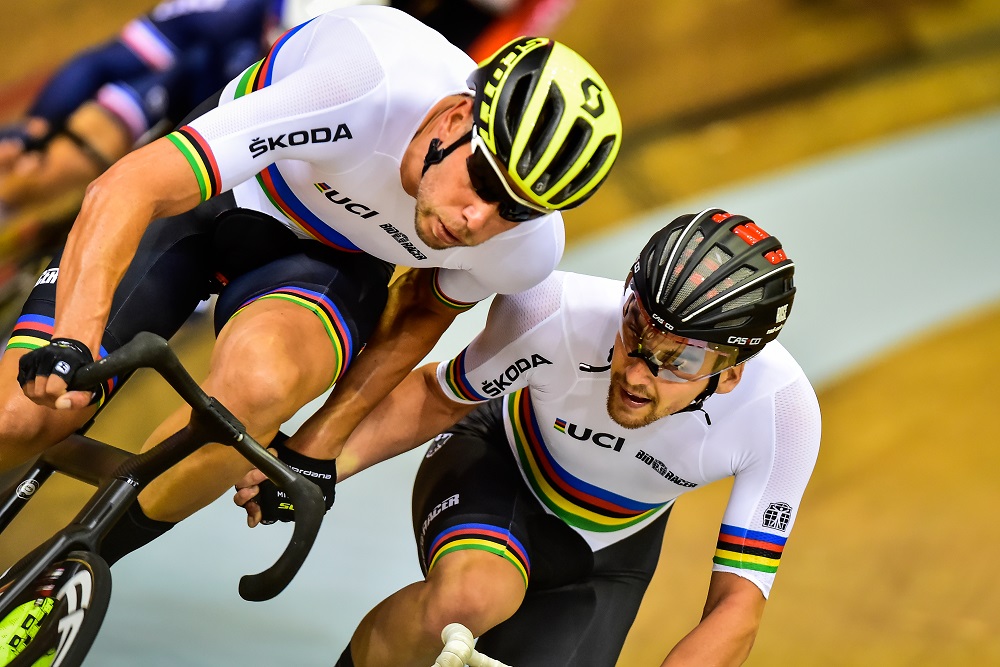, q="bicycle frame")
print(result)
[0,332,325,613]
